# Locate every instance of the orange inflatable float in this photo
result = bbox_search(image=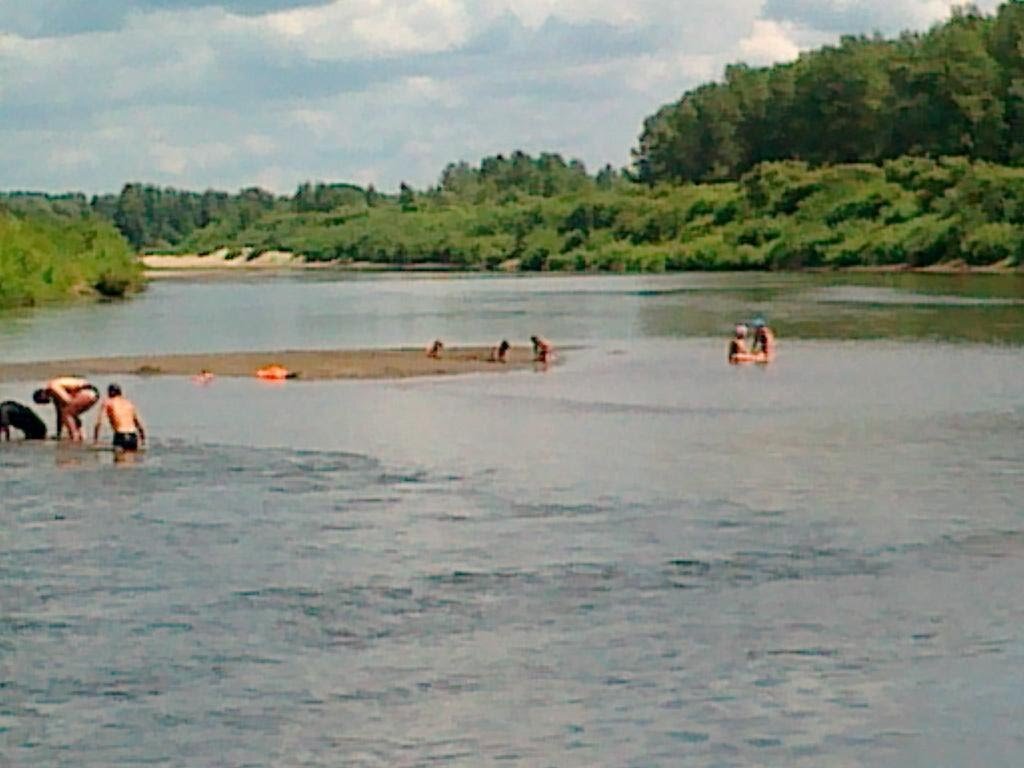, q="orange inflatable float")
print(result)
[255,364,296,381]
